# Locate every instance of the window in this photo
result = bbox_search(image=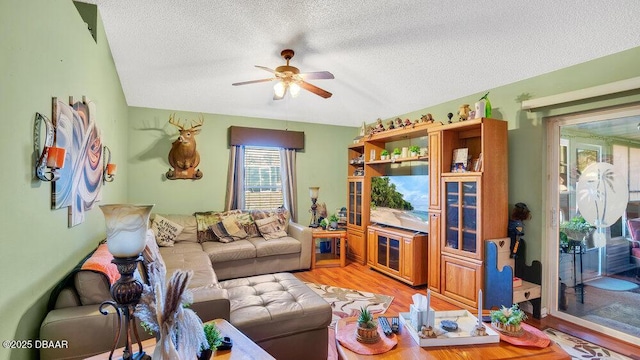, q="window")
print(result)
[243,146,283,209]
